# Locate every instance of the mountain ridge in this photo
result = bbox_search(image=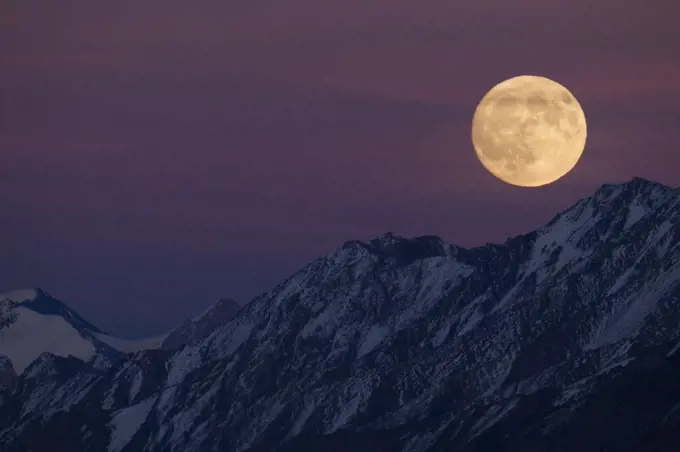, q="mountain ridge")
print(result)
[1,177,680,451]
